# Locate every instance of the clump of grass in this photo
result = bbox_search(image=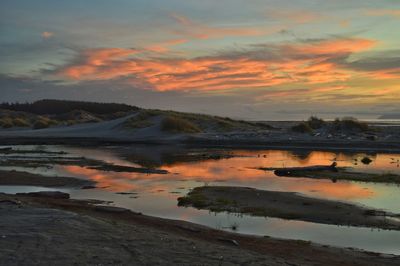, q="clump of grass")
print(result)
[333,117,369,132]
[33,117,58,129]
[12,118,30,127]
[33,120,50,129]
[177,191,209,208]
[291,116,326,134]
[144,108,273,133]
[307,116,325,129]
[216,197,236,206]
[65,120,77,126]
[161,116,202,133]
[215,120,235,132]
[124,110,156,129]
[0,117,14,128]
[291,122,313,134]
[241,206,268,216]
